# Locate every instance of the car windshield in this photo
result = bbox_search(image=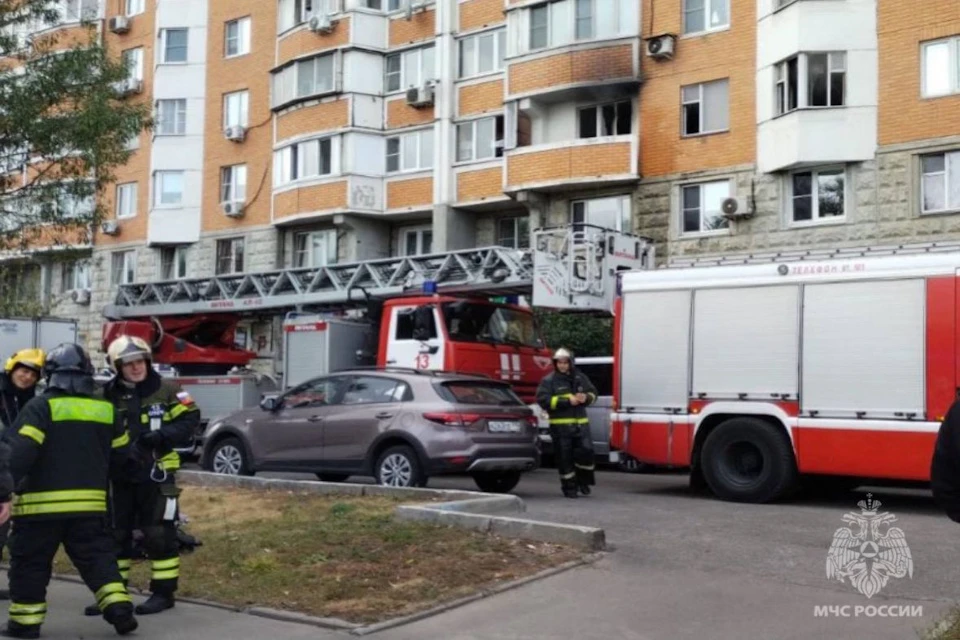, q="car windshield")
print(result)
[437,381,524,405]
[440,302,544,348]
